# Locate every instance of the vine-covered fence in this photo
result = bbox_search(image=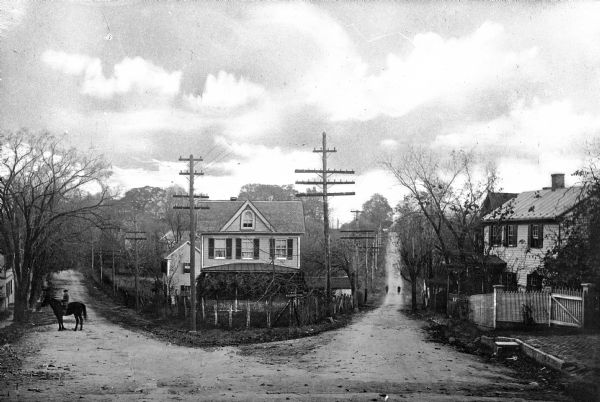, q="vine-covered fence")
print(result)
[91,269,354,328]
